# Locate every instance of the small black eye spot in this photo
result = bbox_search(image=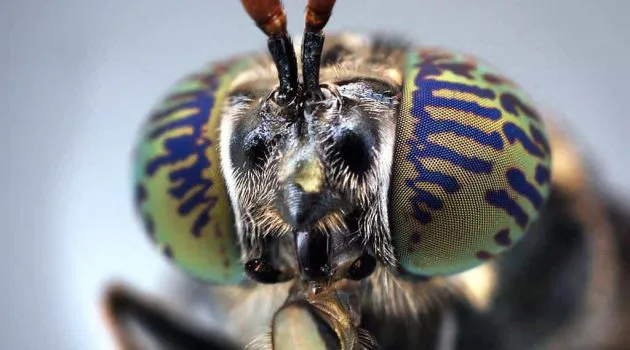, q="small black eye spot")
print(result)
[335,131,372,175]
[245,136,268,168]
[245,258,289,284]
[347,253,377,281]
